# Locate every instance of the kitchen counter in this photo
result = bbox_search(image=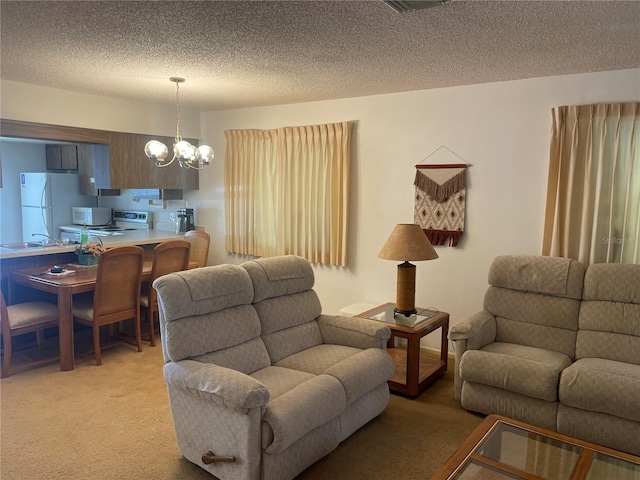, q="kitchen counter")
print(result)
[0,230,184,260]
